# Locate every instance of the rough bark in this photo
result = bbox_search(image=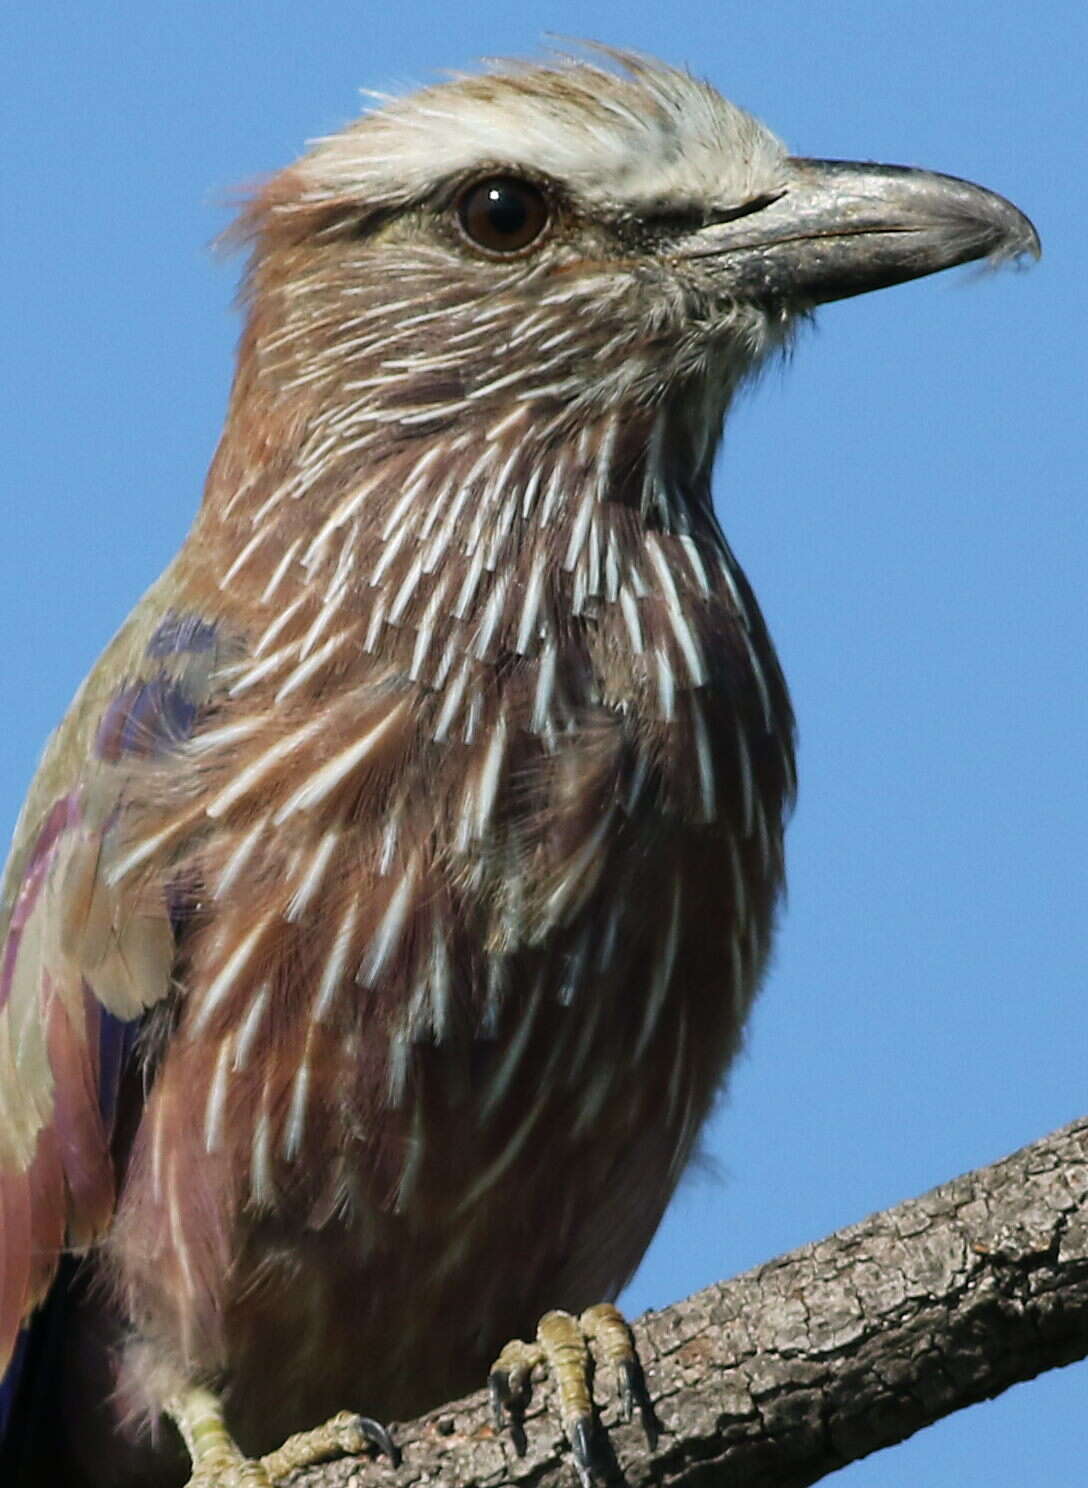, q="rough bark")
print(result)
[286,1117,1088,1488]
